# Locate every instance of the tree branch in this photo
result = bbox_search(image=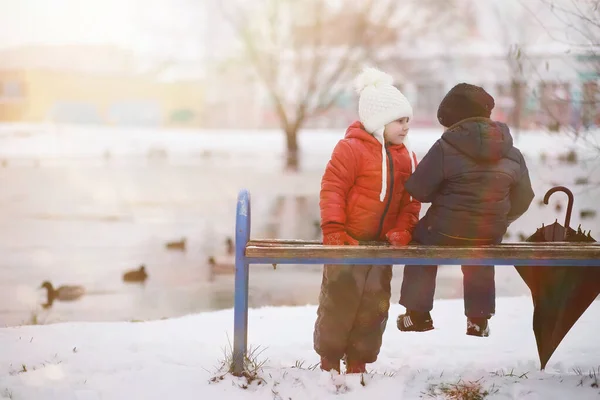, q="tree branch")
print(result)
[221,0,462,133]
